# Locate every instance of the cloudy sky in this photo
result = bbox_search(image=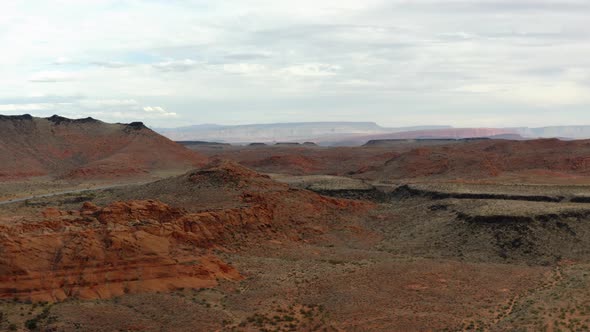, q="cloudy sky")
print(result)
[1,0,590,128]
